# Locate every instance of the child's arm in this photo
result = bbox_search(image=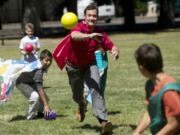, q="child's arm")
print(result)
[156,115,180,135]
[156,90,180,134]
[20,49,27,55]
[133,110,151,135]
[35,38,40,52]
[20,49,33,55]
[38,89,51,115]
